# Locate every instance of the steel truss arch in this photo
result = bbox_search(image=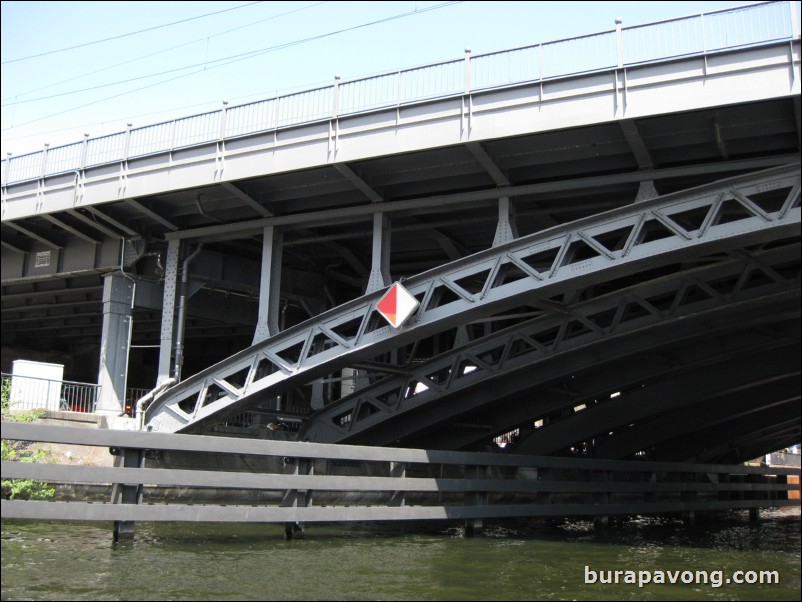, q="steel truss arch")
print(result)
[145,164,801,433]
[299,242,801,445]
